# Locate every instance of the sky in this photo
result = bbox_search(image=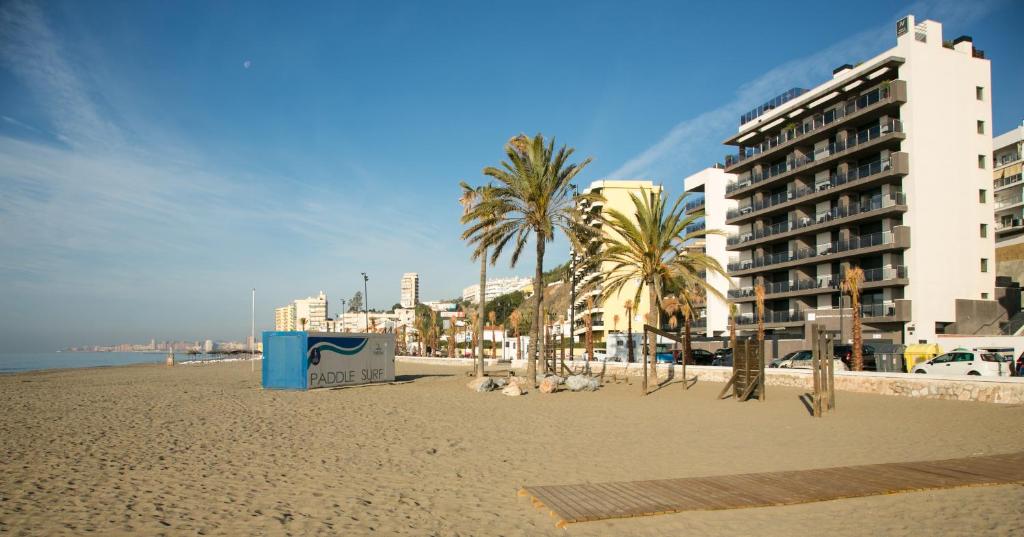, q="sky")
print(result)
[1,0,1022,351]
